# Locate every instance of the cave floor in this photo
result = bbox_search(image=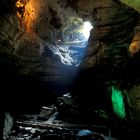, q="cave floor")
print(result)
[5,107,138,140]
